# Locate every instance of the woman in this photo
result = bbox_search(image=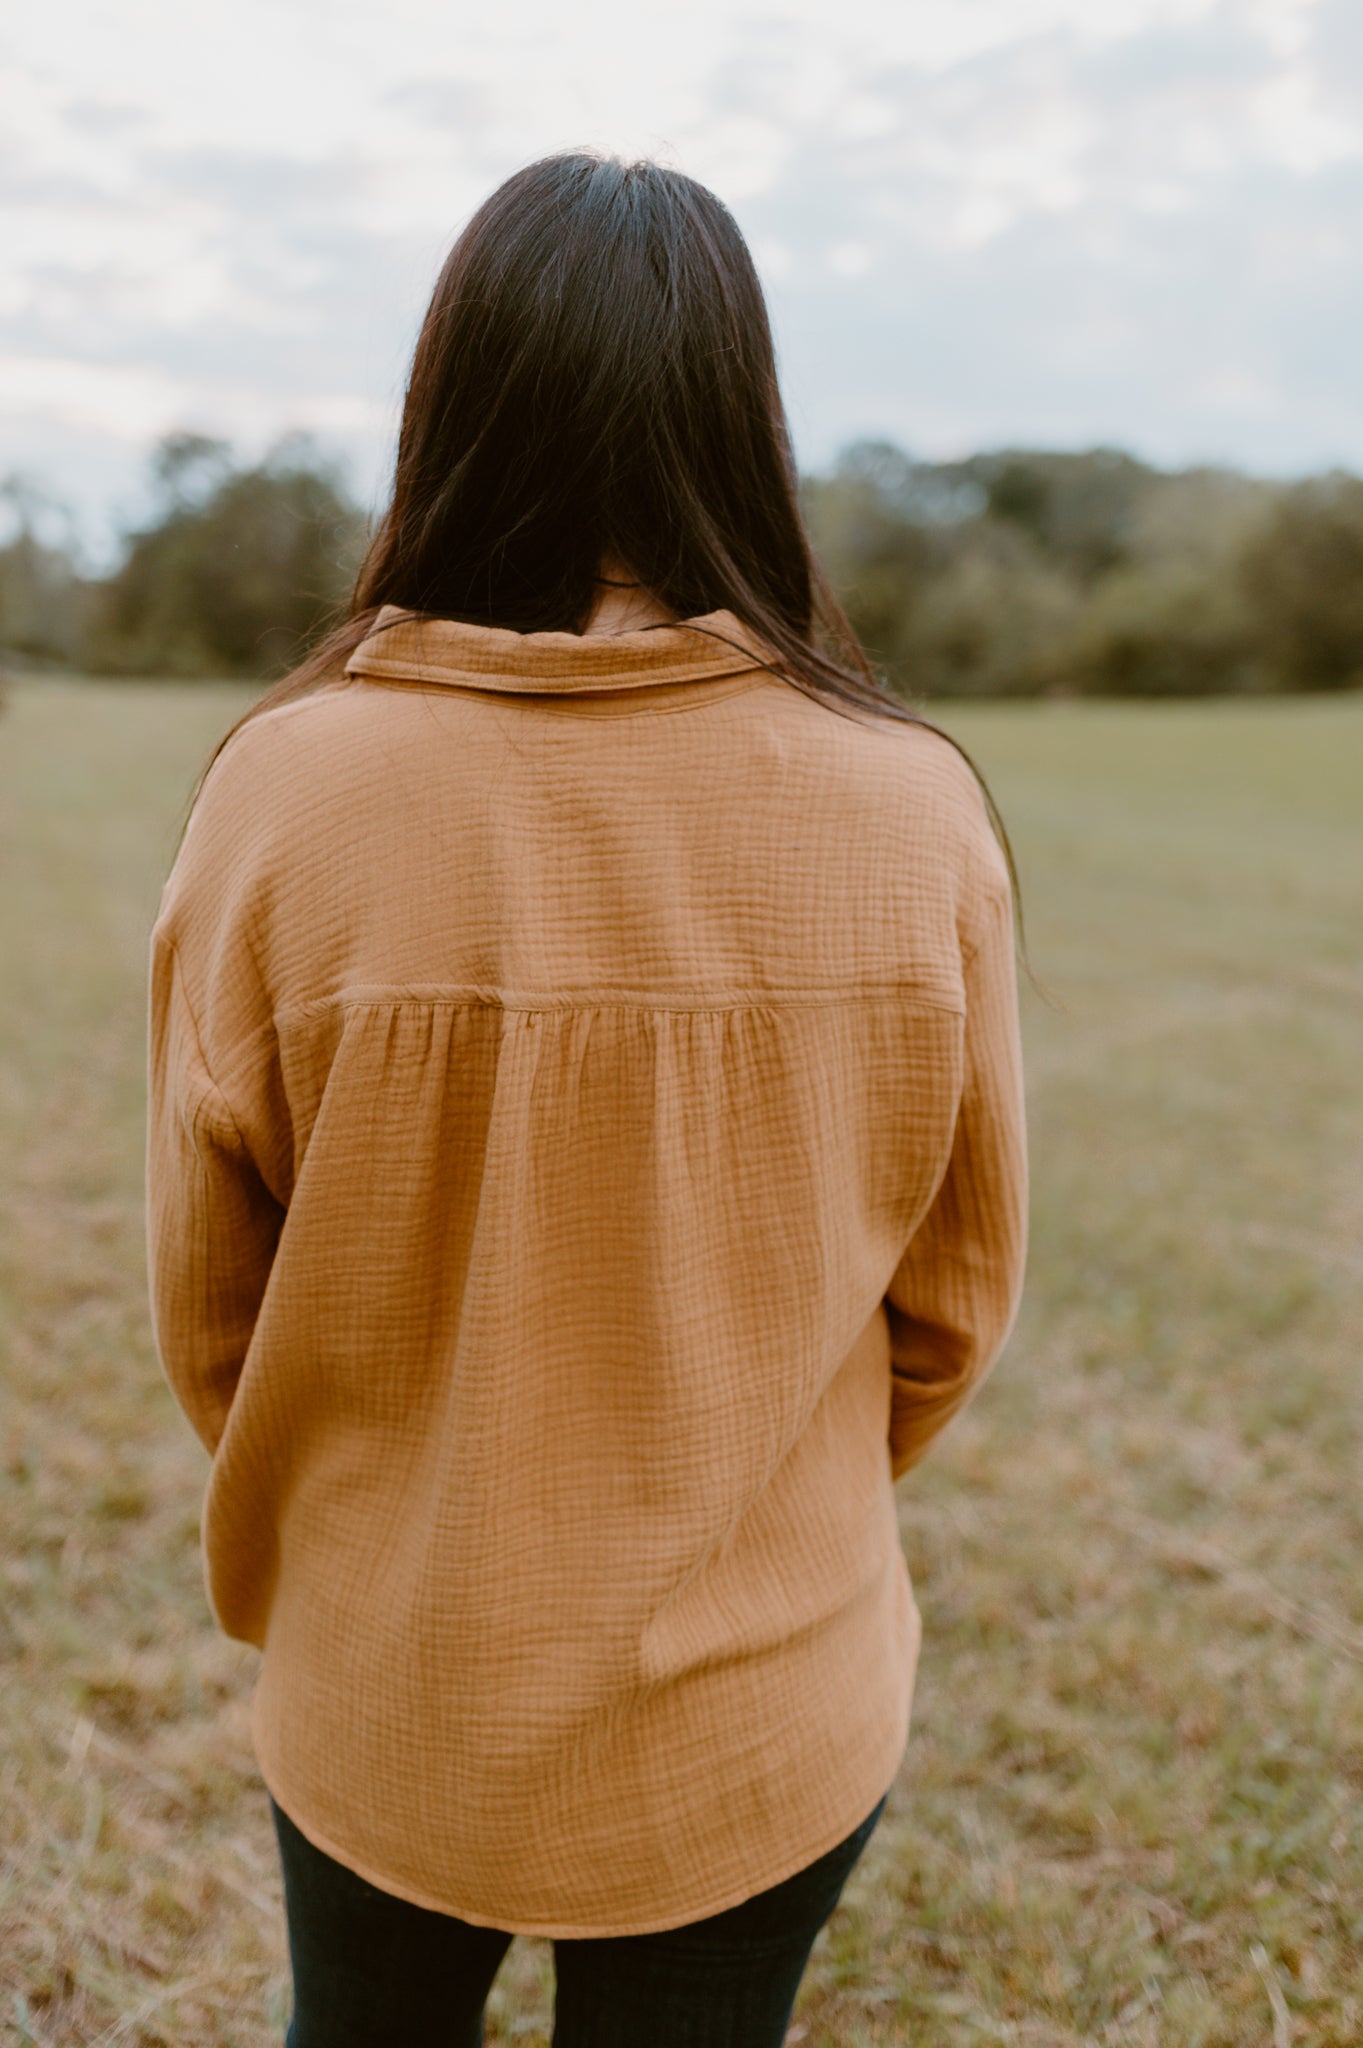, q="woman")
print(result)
[147,151,1028,2047]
